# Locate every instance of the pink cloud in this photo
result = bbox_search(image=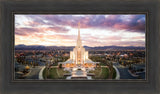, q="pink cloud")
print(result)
[15,14,145,46]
